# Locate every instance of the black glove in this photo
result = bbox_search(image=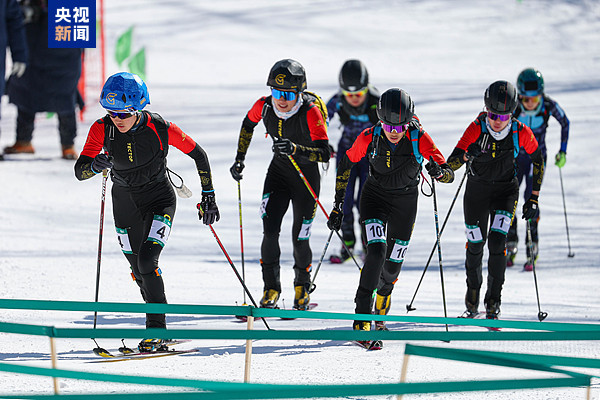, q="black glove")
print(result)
[91,153,113,173]
[466,143,482,160]
[522,194,539,220]
[230,160,244,181]
[198,192,220,225]
[272,138,296,156]
[425,159,443,180]
[327,204,343,231]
